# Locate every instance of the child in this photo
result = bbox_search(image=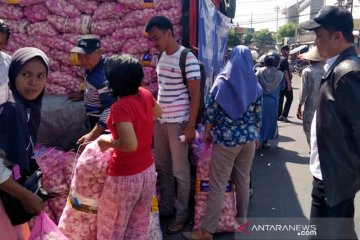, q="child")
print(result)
[96,54,162,239]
